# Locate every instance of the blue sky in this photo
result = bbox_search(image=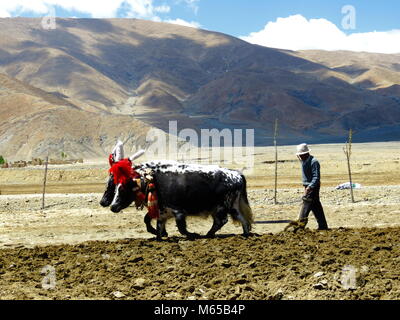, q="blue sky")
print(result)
[1,0,400,52]
[195,0,400,36]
